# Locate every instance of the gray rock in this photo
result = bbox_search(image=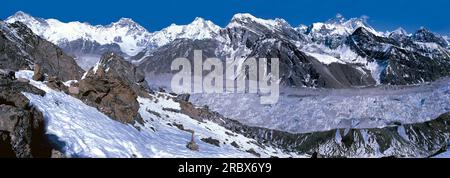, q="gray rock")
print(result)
[0,21,84,81]
[0,71,53,158]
